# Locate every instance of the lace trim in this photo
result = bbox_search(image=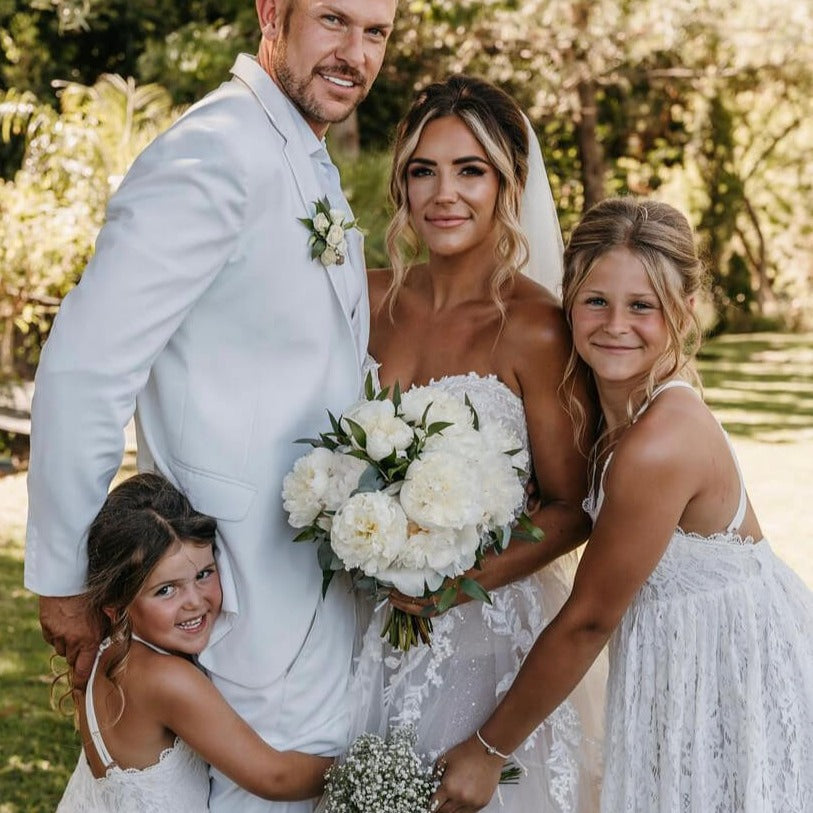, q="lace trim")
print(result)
[674,526,760,547]
[103,738,184,778]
